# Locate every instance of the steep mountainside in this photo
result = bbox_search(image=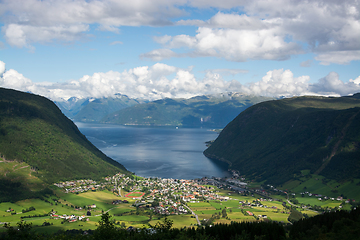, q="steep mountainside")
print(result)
[103,93,274,128]
[204,94,360,185]
[56,94,144,122]
[0,88,128,201]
